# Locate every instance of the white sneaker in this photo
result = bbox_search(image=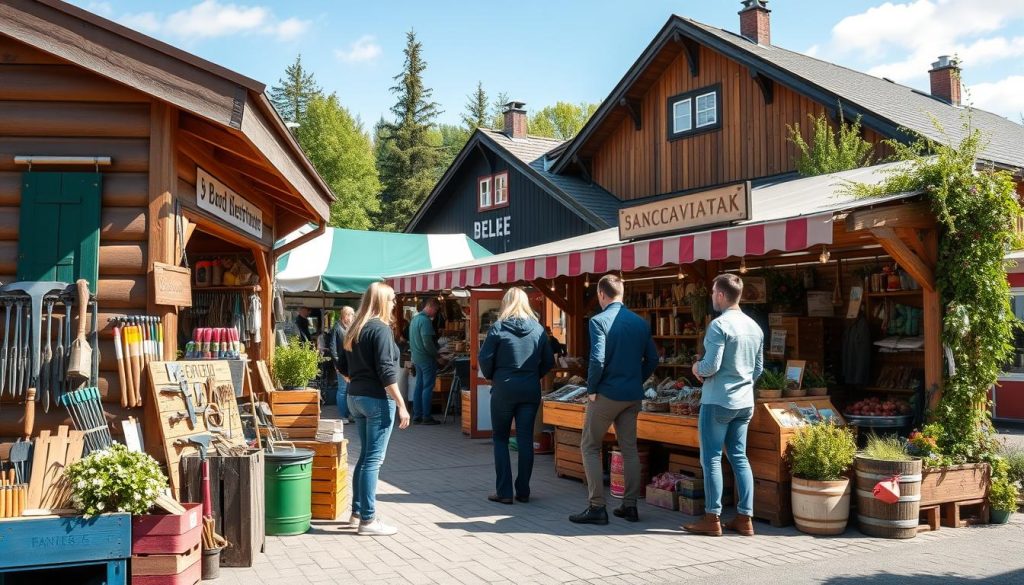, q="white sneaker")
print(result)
[348,513,360,529]
[357,517,398,536]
